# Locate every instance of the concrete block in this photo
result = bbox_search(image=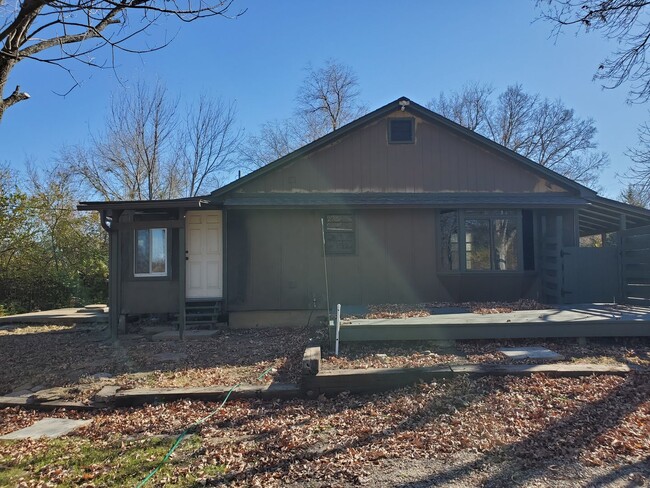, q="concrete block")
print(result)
[302,346,321,375]
[499,347,563,360]
[94,385,120,404]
